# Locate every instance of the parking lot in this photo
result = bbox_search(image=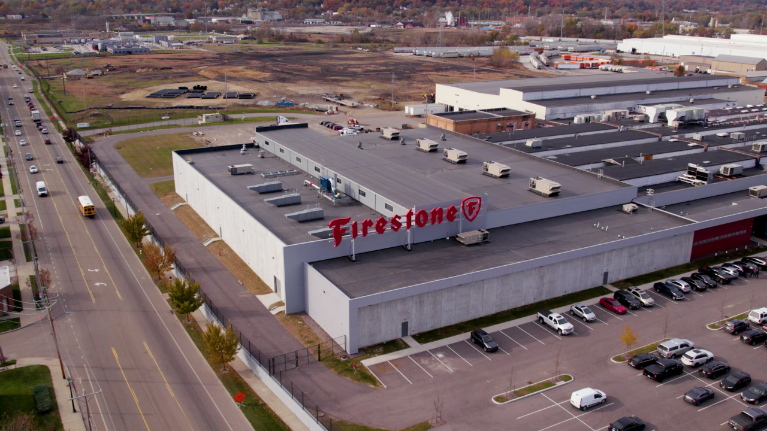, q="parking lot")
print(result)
[364,258,767,431]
